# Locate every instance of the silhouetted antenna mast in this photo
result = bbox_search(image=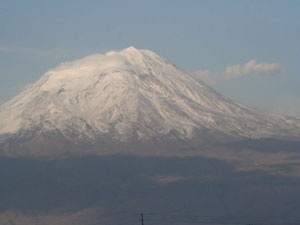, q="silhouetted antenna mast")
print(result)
[141,213,144,225]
